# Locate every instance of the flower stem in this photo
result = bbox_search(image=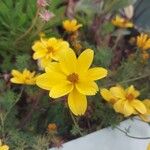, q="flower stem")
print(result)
[0,87,24,139]
[70,111,84,136]
[105,73,150,87]
[3,86,24,121]
[15,8,40,43]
